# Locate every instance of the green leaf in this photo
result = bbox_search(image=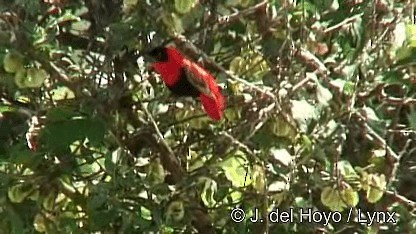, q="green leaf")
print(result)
[198,177,218,208]
[165,201,185,224]
[321,186,338,208]
[379,70,413,87]
[291,100,318,133]
[0,105,16,113]
[229,56,245,75]
[147,158,165,185]
[8,184,31,203]
[140,206,152,221]
[219,151,251,187]
[3,52,24,73]
[9,144,41,168]
[340,186,359,207]
[51,86,75,101]
[407,110,416,130]
[84,118,106,146]
[268,180,289,193]
[270,148,292,167]
[33,213,46,232]
[89,210,116,230]
[46,106,78,122]
[42,117,105,151]
[15,0,40,15]
[8,209,24,234]
[88,193,106,210]
[365,174,386,203]
[338,160,358,178]
[405,24,416,42]
[174,0,196,14]
[251,165,265,193]
[316,82,333,107]
[267,116,297,139]
[225,0,241,7]
[14,68,27,88]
